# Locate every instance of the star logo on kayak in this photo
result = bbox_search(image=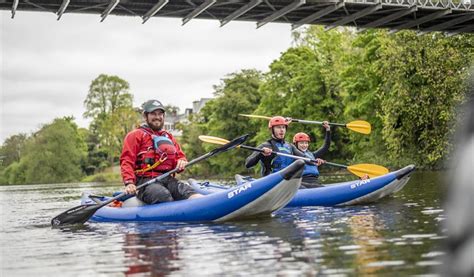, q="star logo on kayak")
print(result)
[227,183,252,199]
[350,179,370,189]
